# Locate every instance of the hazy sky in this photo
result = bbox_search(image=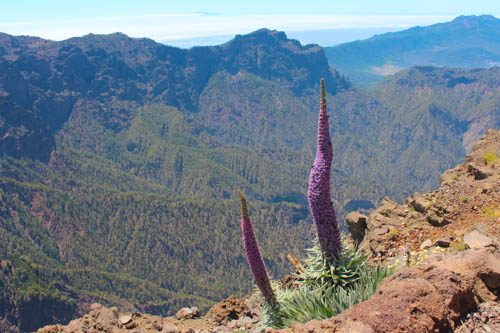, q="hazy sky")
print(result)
[1,1,499,46]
